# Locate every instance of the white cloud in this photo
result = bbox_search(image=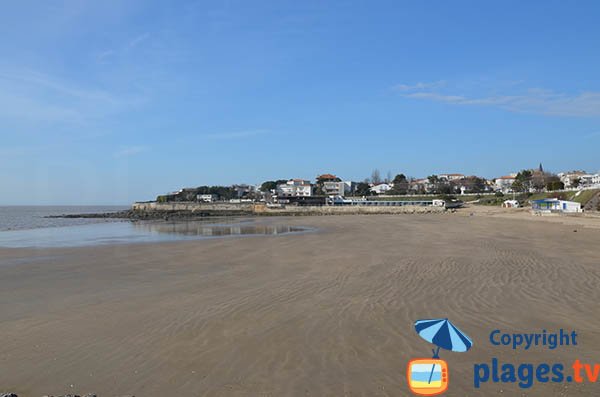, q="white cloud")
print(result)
[399,86,600,117]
